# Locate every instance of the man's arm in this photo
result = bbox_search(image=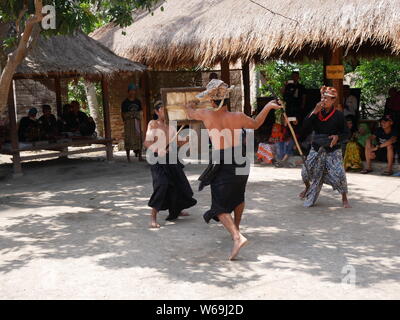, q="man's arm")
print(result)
[184,102,209,121]
[240,100,281,130]
[377,136,397,149]
[143,120,157,149]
